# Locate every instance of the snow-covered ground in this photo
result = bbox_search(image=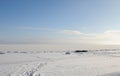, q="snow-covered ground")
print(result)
[0,50,120,76]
